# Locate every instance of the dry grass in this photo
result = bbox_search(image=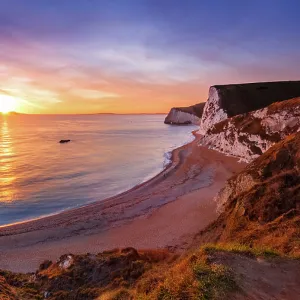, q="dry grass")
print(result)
[196,133,300,258]
[1,244,298,299]
[98,289,134,300]
[132,246,240,300]
[0,271,42,300]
